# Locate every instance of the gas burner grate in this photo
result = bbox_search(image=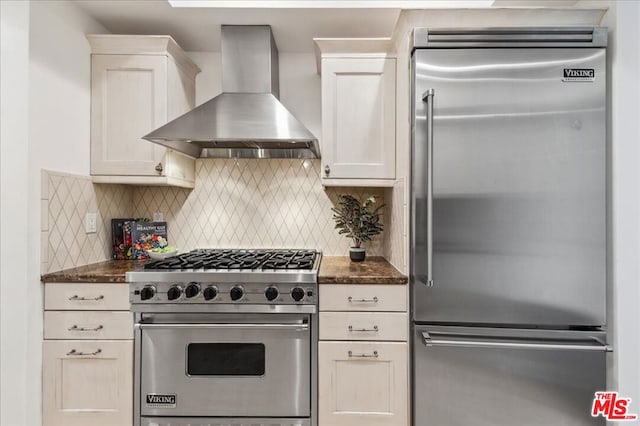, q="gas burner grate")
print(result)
[144,249,318,271]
